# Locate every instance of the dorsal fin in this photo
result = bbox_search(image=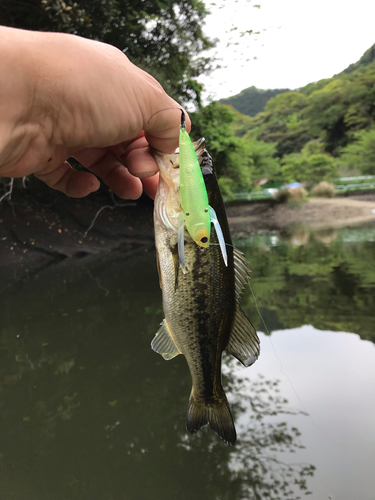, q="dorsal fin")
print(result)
[233,247,251,301]
[226,305,260,367]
